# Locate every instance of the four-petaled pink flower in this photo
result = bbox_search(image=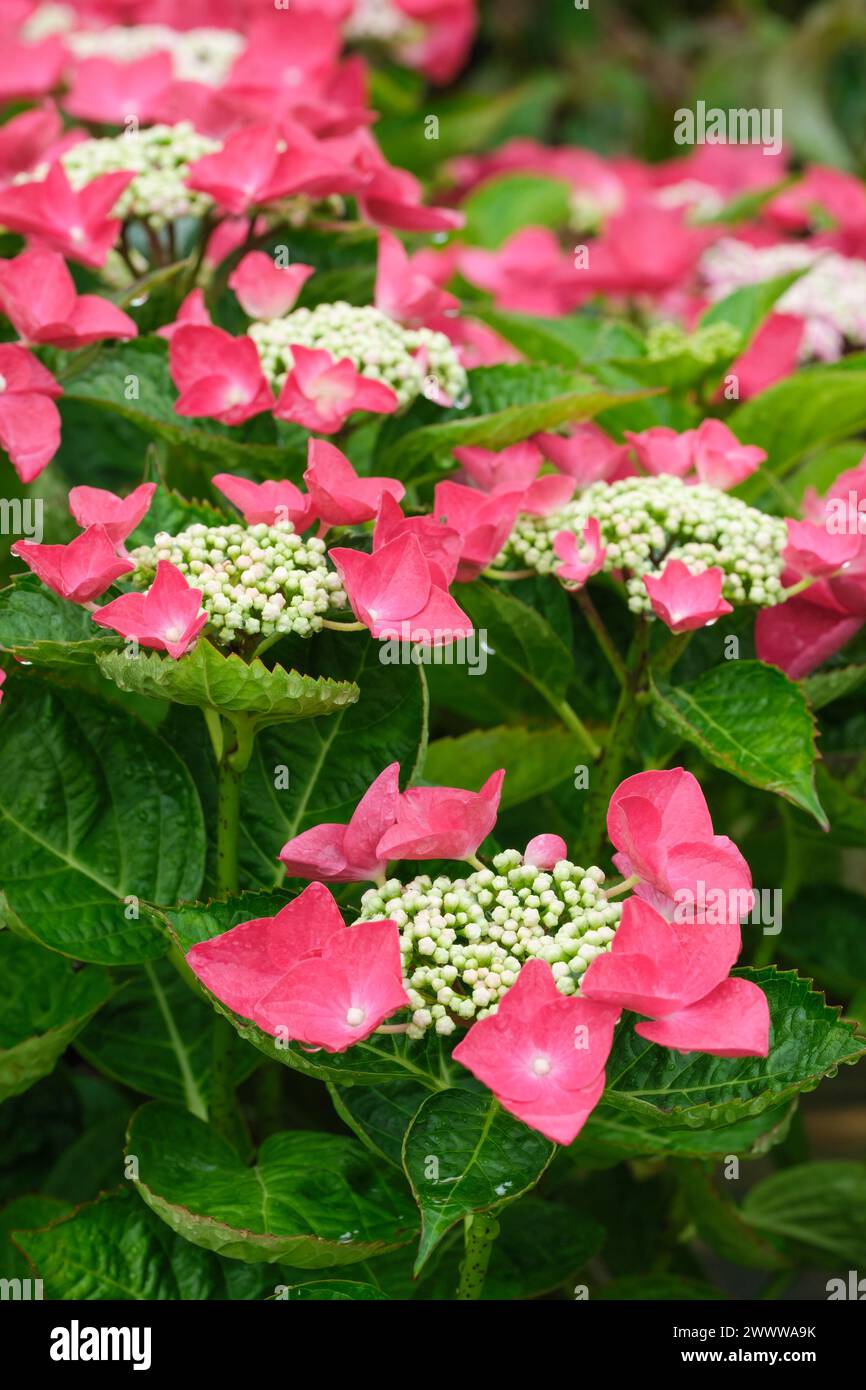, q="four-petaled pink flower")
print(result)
[330,533,473,644]
[0,162,132,268]
[607,768,754,924]
[0,249,137,350]
[62,54,172,126]
[537,424,632,485]
[274,345,398,434]
[374,230,459,327]
[458,228,580,316]
[453,959,621,1144]
[169,325,275,425]
[553,519,606,587]
[279,763,400,882]
[373,492,461,588]
[186,121,363,216]
[377,768,504,862]
[582,897,769,1058]
[303,438,404,528]
[454,441,574,516]
[212,473,314,531]
[690,419,766,490]
[12,526,134,605]
[186,881,409,1053]
[228,252,315,320]
[68,482,157,548]
[433,480,523,582]
[644,559,733,633]
[625,426,693,478]
[0,343,63,484]
[783,518,860,579]
[91,559,207,660]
